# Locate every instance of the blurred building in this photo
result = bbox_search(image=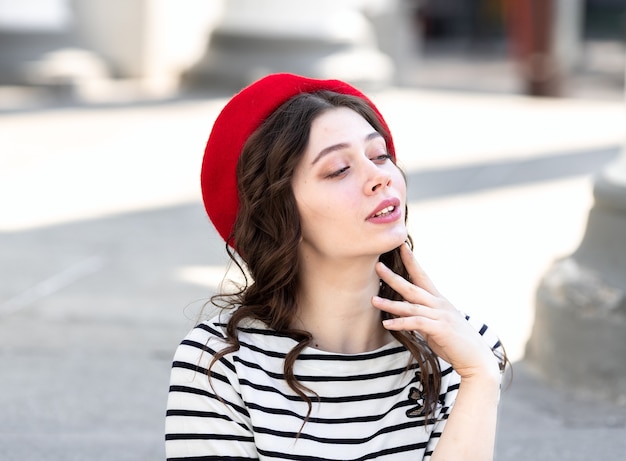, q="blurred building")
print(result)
[0,0,623,100]
[415,0,624,97]
[0,0,408,97]
[0,0,224,98]
[417,0,625,44]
